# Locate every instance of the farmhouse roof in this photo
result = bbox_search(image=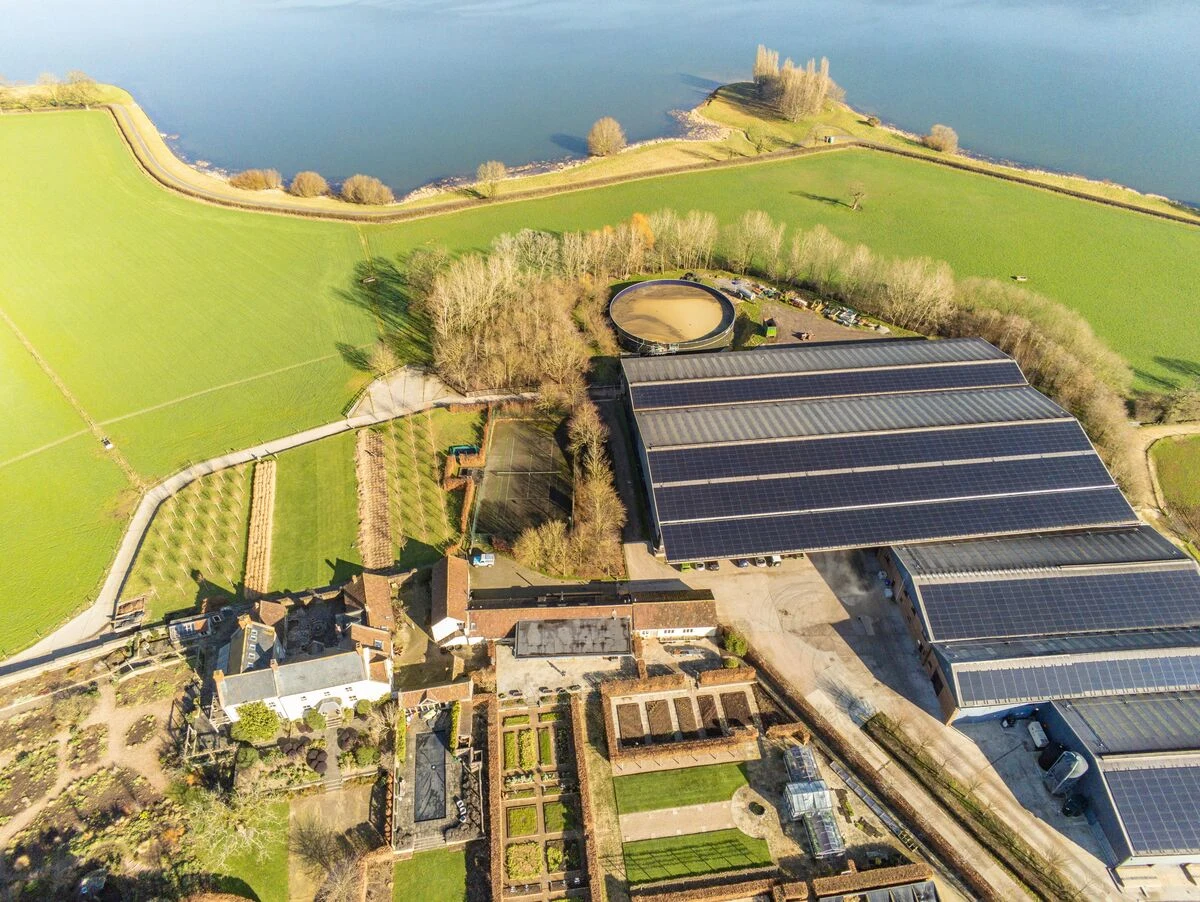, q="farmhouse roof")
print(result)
[343,573,394,630]
[432,556,470,624]
[631,598,716,631]
[253,600,289,631]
